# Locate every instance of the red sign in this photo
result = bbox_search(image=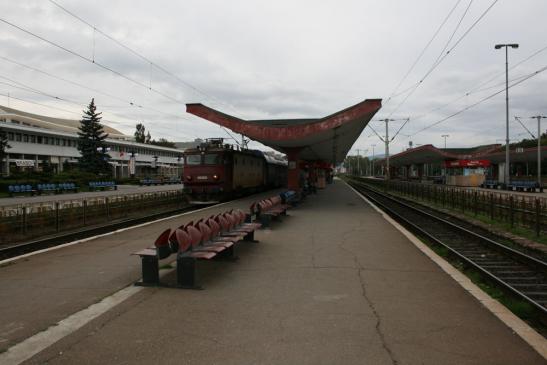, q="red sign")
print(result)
[444,159,491,168]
